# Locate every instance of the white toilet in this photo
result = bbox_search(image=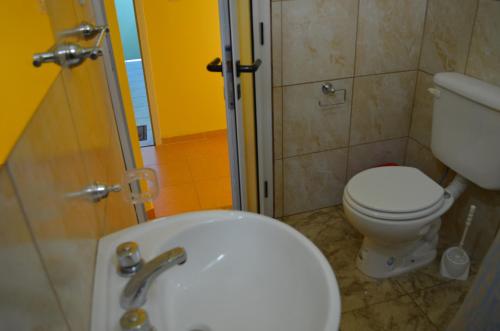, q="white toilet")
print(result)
[343,72,500,278]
